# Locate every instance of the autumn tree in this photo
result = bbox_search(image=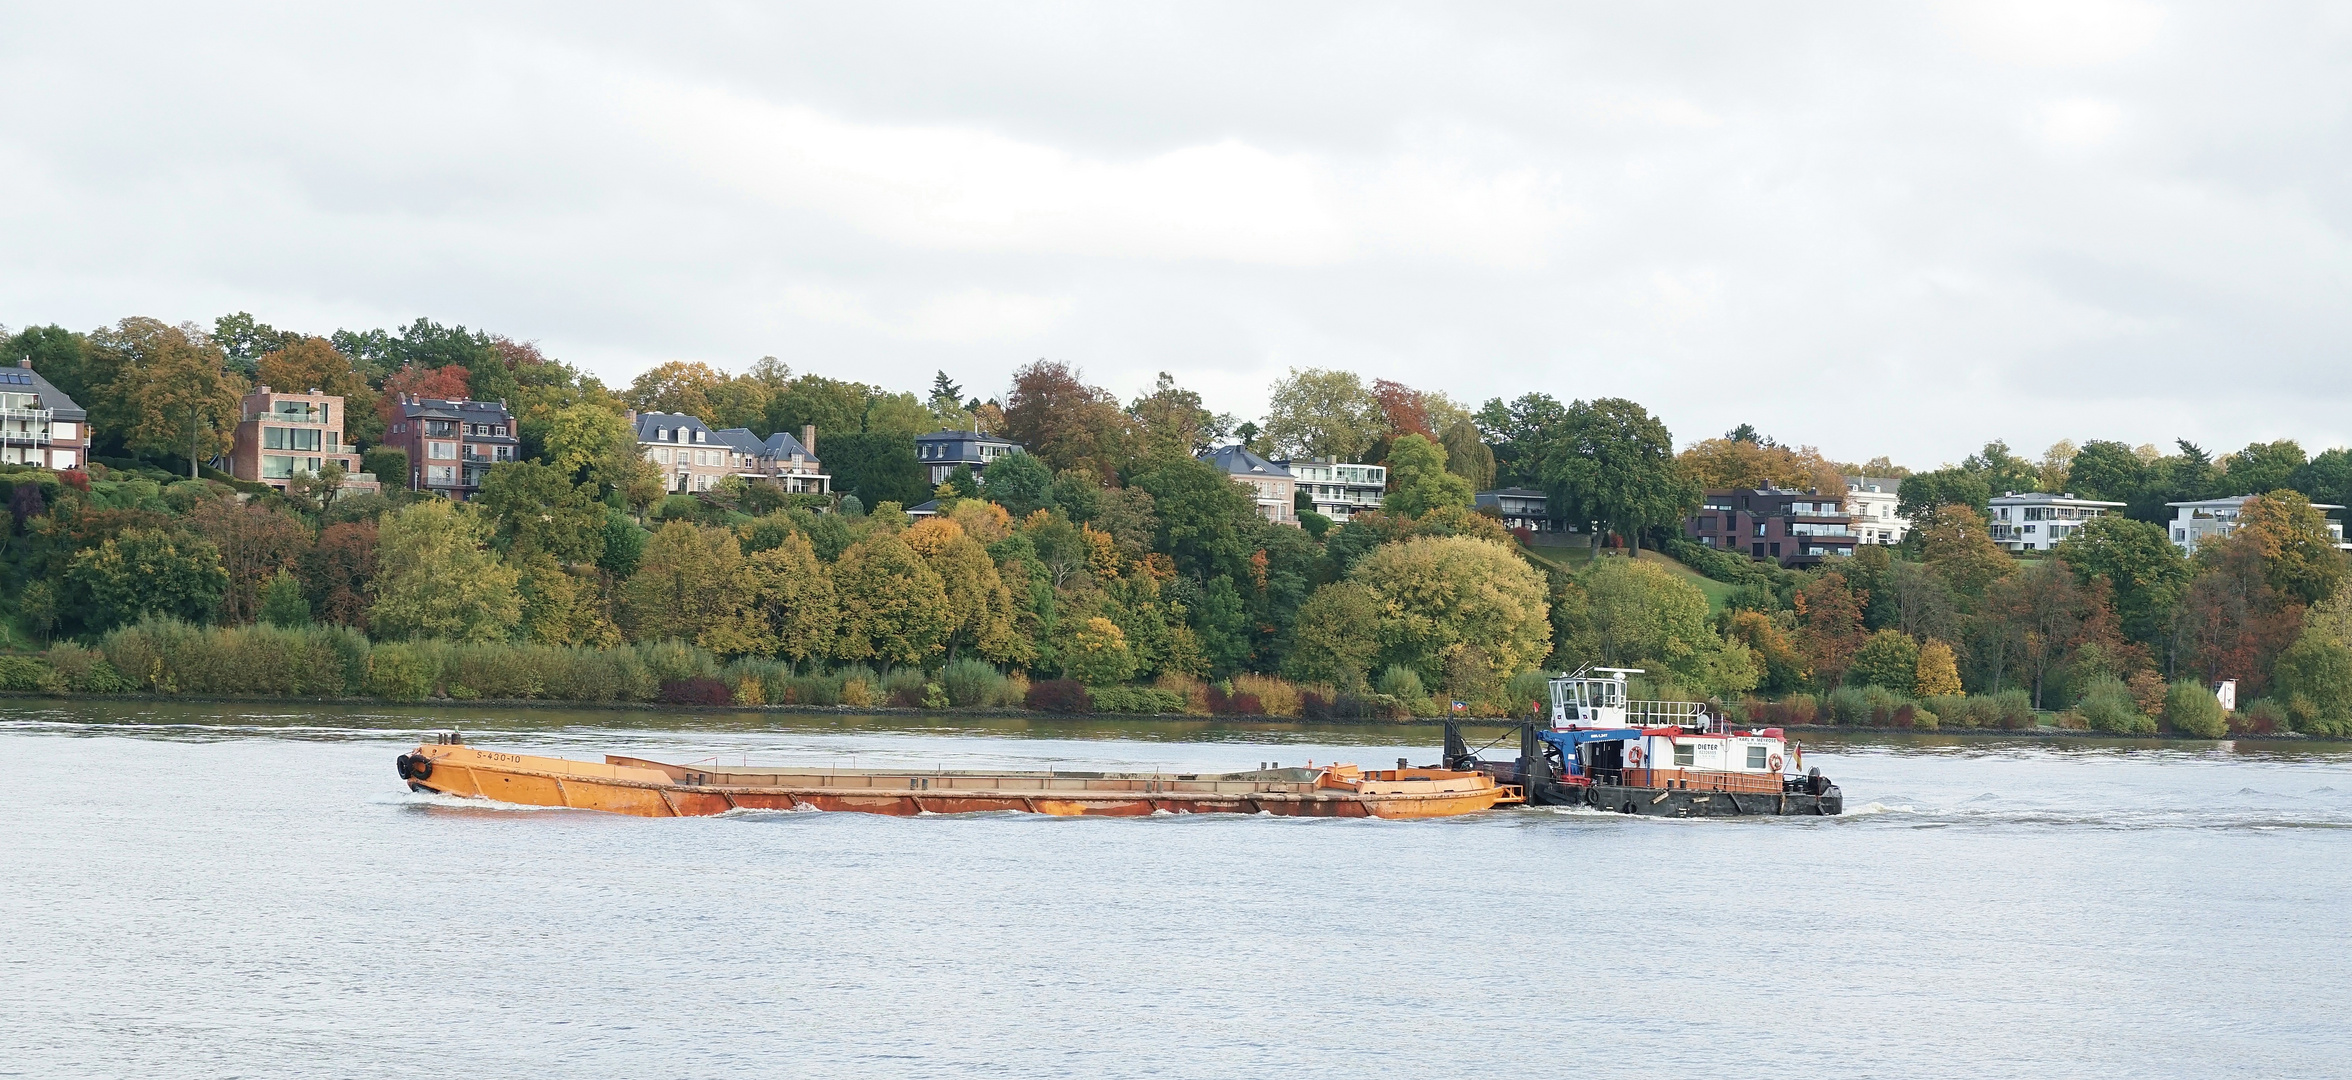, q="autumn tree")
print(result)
[185,498,314,624]
[903,518,1027,664]
[626,360,726,421]
[516,552,622,647]
[1352,535,1552,686]
[621,522,760,655]
[1381,433,1474,518]
[1578,555,1756,697]
[1912,504,2014,599]
[1001,361,1129,481]
[832,532,952,669]
[85,317,246,474]
[369,501,522,643]
[743,533,838,669]
[378,363,471,426]
[2231,490,2346,605]
[1795,572,1868,688]
[1127,372,1225,462]
[1677,436,1845,496]
[258,337,382,445]
[1914,639,1964,697]
[302,520,378,630]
